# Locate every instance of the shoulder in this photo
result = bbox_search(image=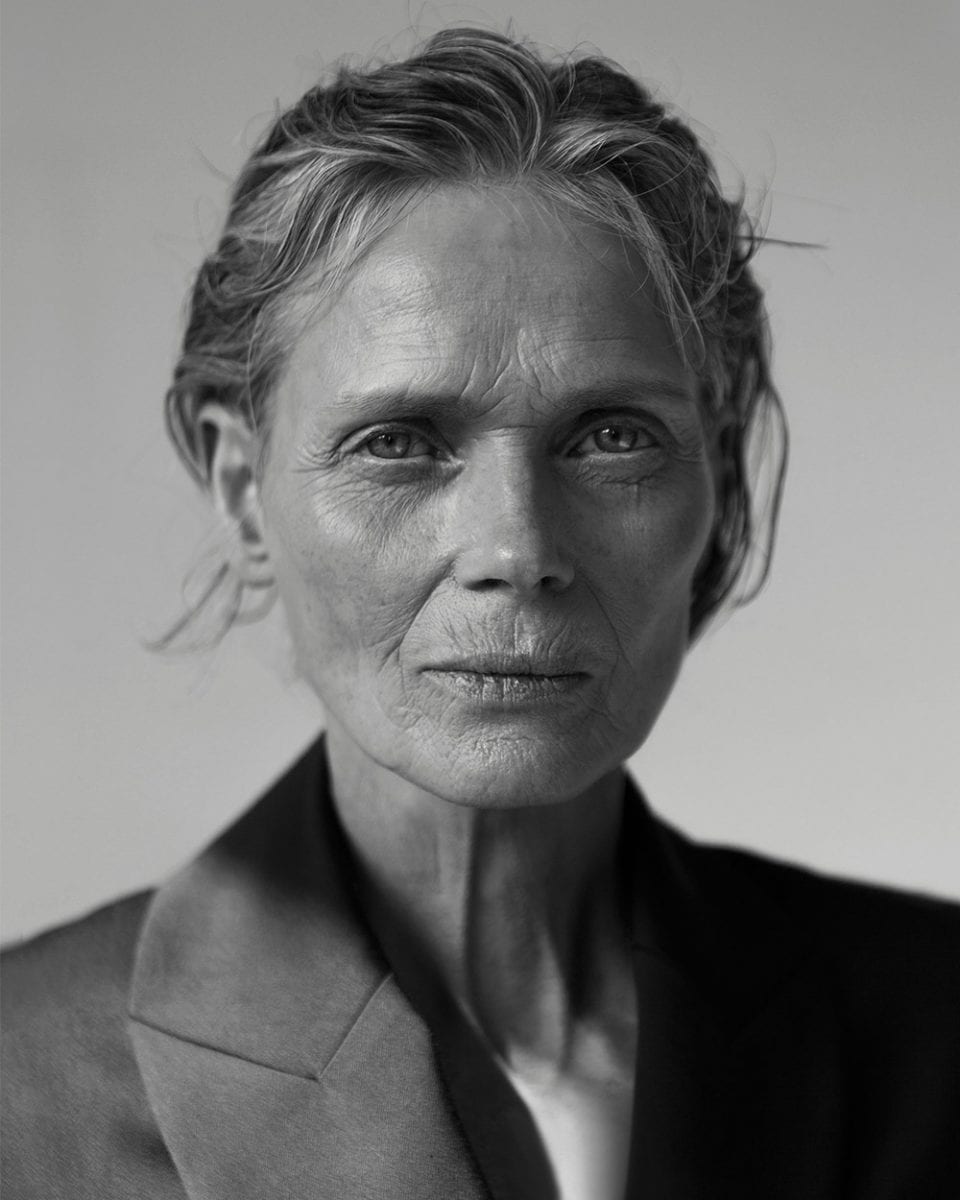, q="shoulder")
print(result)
[690,838,960,1079]
[642,796,960,991]
[3,890,153,1064]
[707,841,960,981]
[2,892,181,1198]
[4,889,151,1001]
